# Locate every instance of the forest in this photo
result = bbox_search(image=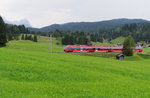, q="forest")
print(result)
[39,23,150,45]
[5,24,37,42]
[4,22,150,45]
